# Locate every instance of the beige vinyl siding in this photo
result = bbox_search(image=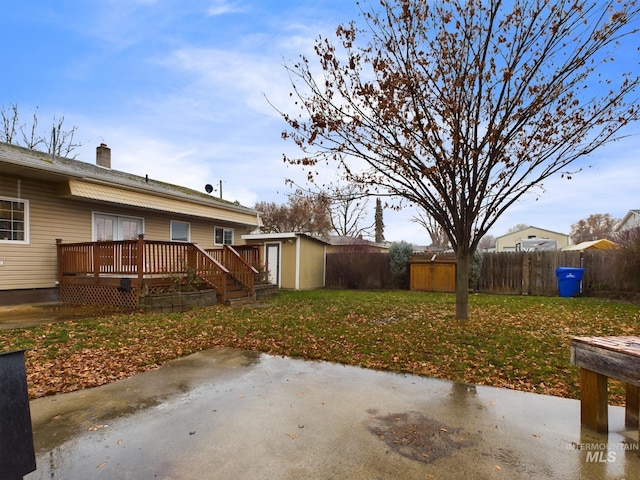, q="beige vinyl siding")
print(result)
[0,176,89,289]
[280,242,297,289]
[298,238,326,289]
[143,215,254,248]
[0,174,257,291]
